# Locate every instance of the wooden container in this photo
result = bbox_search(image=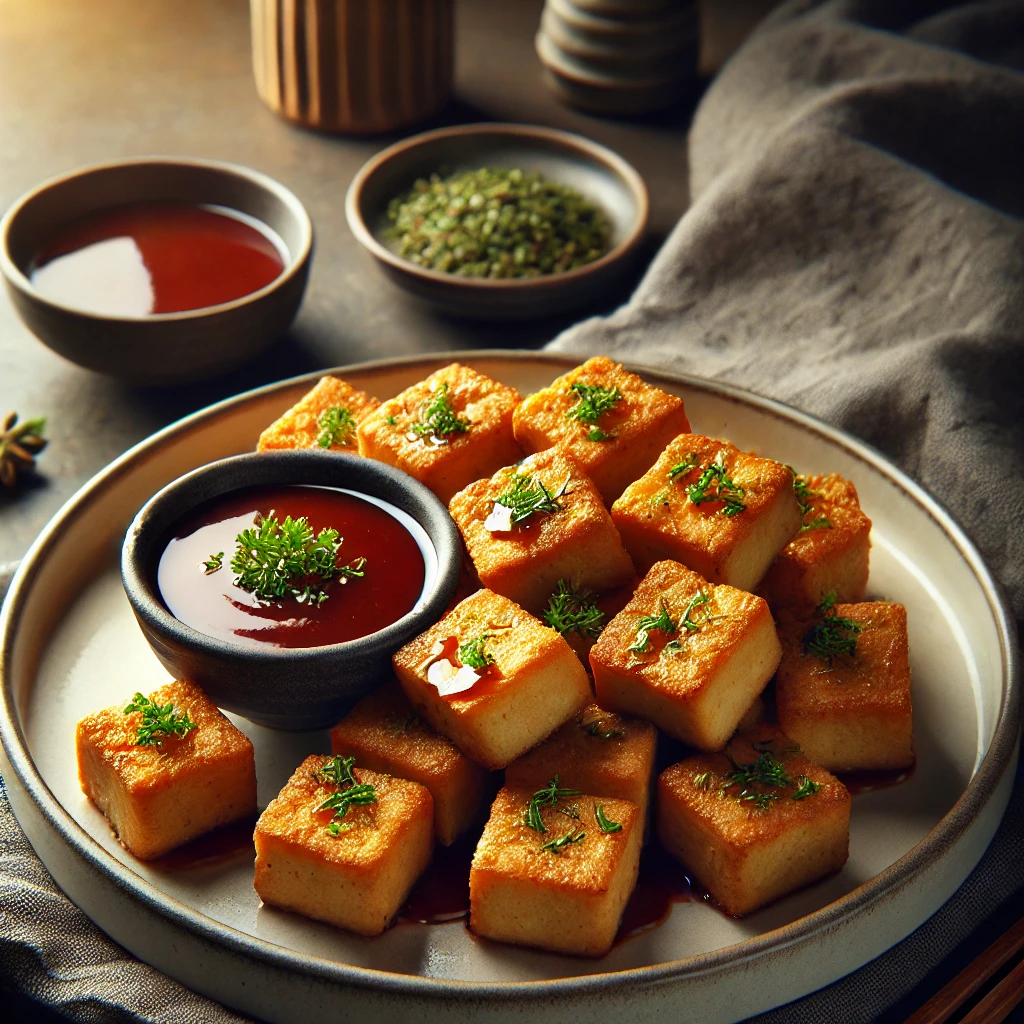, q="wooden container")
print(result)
[250,0,453,135]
